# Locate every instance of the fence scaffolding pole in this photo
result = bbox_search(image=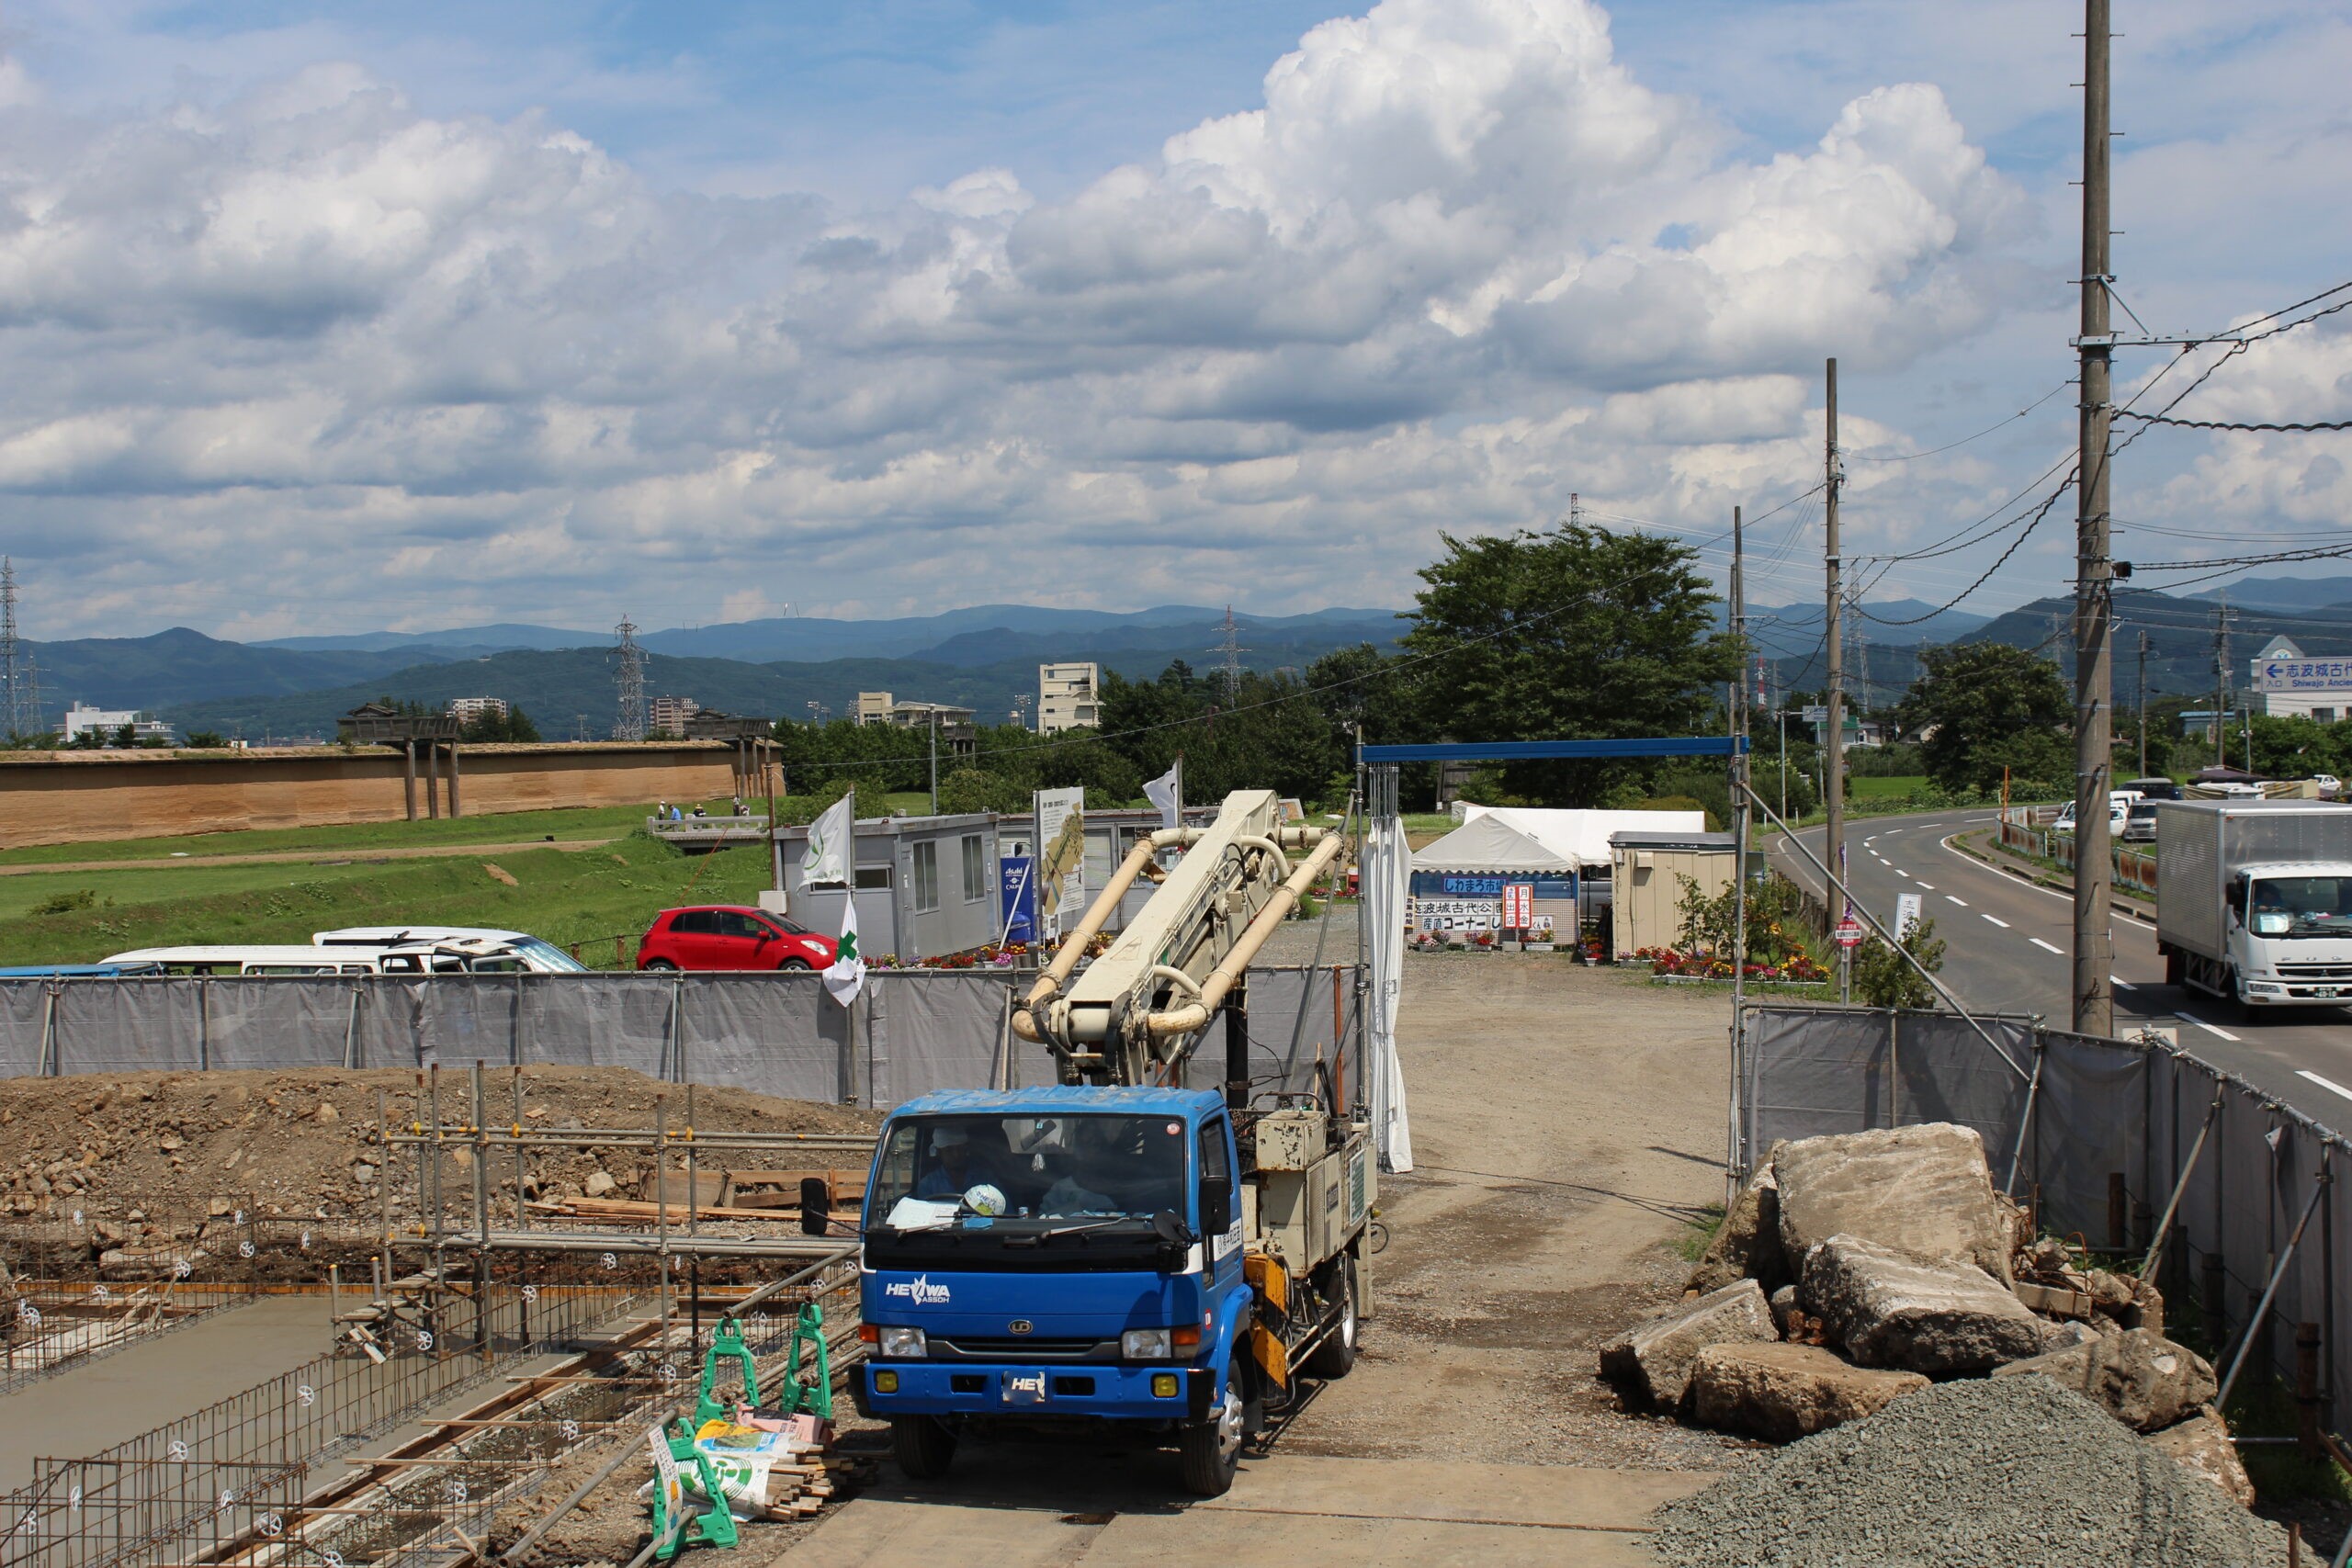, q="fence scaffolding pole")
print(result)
[2218,1154,2331,1411]
[2141,1088,2224,1284]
